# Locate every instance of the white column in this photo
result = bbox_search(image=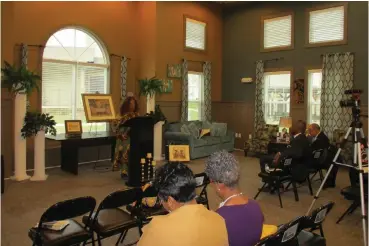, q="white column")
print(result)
[11,93,29,181]
[147,94,155,114]
[153,121,164,161]
[30,130,47,181]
